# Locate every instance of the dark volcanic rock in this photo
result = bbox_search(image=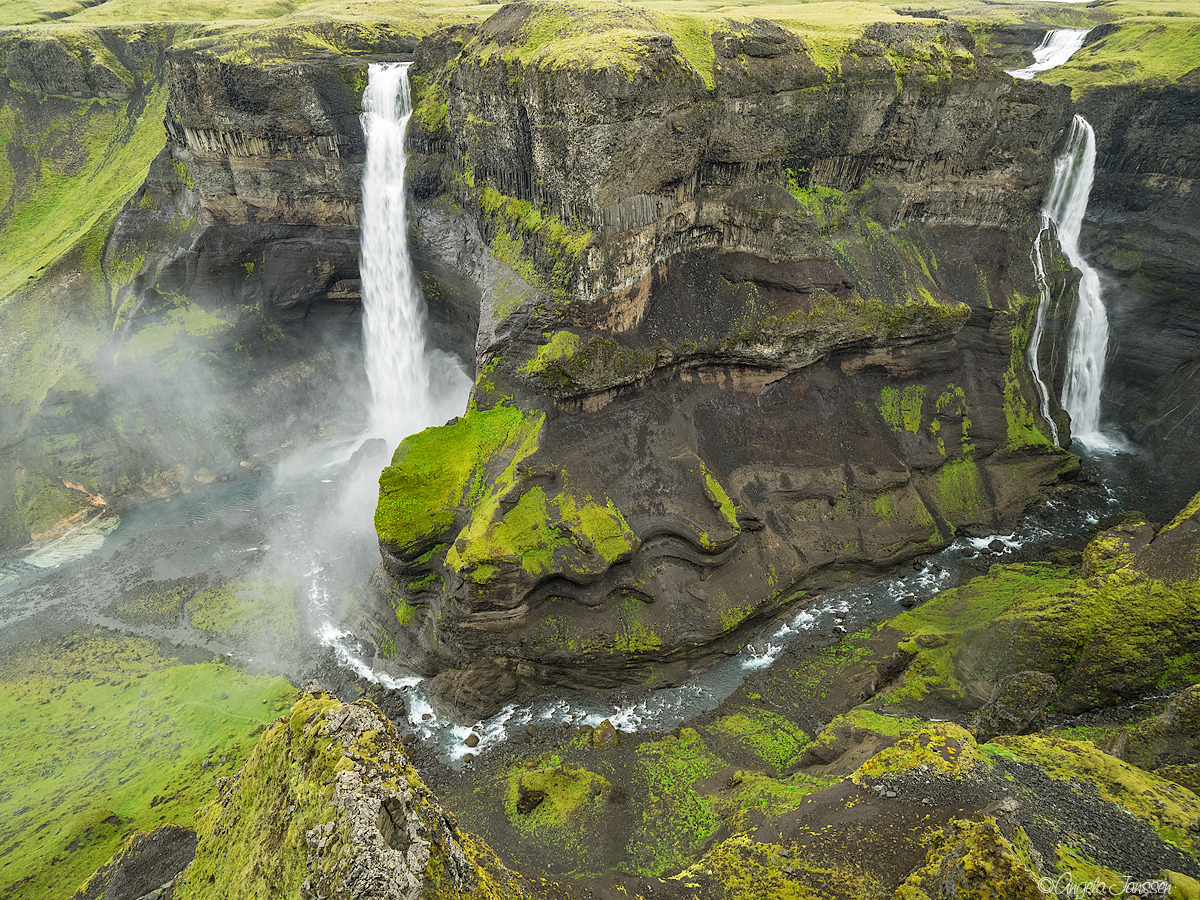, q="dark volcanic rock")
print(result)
[973,670,1058,742]
[72,825,196,900]
[1074,83,1200,515]
[360,3,1082,715]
